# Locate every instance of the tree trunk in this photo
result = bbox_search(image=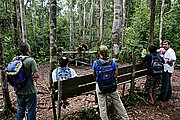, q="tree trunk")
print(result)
[99,0,103,45]
[159,0,165,47]
[95,0,100,47]
[121,0,126,48]
[20,0,27,42]
[49,0,57,88]
[15,0,22,44]
[69,0,75,50]
[83,0,87,43]
[0,30,15,113]
[78,0,83,38]
[112,0,122,61]
[89,0,94,49]
[149,0,156,45]
[10,0,15,45]
[41,0,45,48]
